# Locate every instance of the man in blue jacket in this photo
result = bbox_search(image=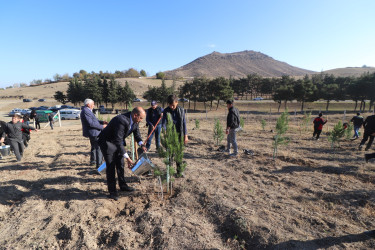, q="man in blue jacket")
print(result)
[81,99,107,169]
